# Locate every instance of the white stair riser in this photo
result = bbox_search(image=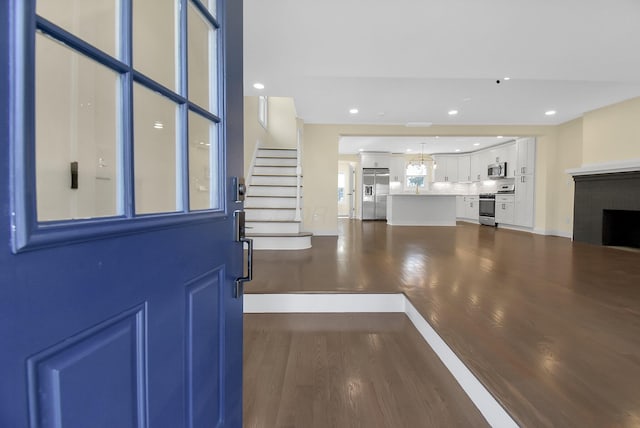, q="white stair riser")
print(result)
[257,149,297,159]
[252,235,312,250]
[253,166,297,175]
[245,198,300,209]
[246,222,300,234]
[245,209,297,221]
[247,186,300,197]
[252,176,297,186]
[255,157,297,167]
